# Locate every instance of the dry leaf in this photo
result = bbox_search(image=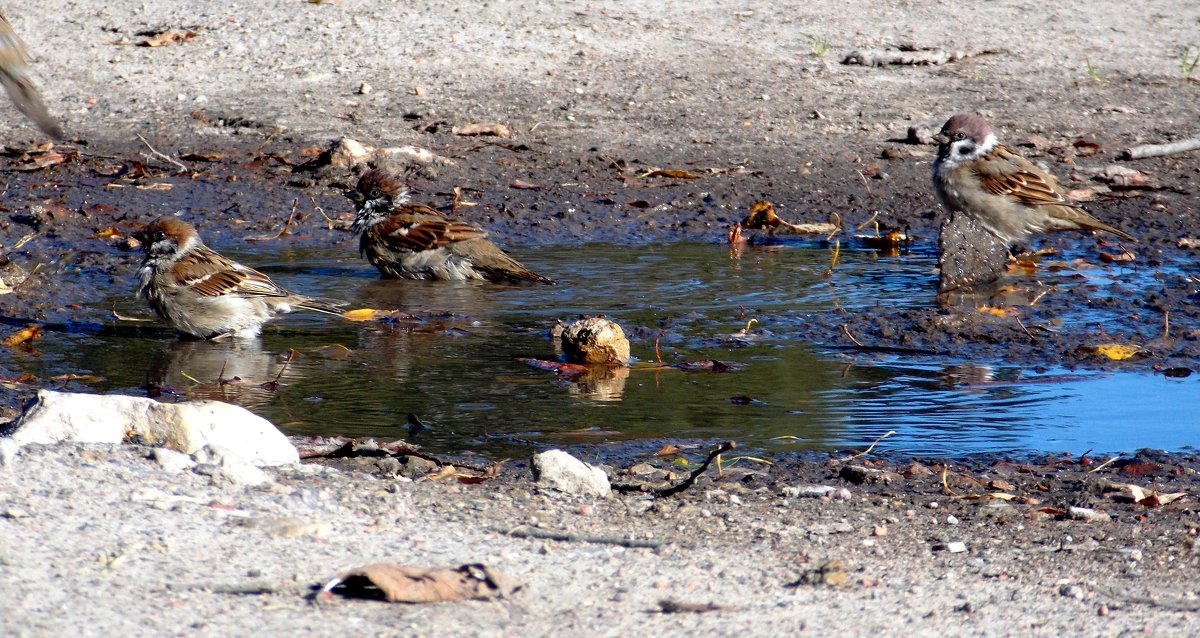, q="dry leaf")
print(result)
[654,444,682,457]
[510,180,540,190]
[342,308,382,321]
[641,169,703,179]
[140,30,195,47]
[451,123,511,137]
[179,152,224,162]
[977,306,1011,317]
[134,182,174,191]
[1098,249,1136,263]
[1081,344,1141,361]
[3,324,42,347]
[320,563,521,603]
[93,226,122,239]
